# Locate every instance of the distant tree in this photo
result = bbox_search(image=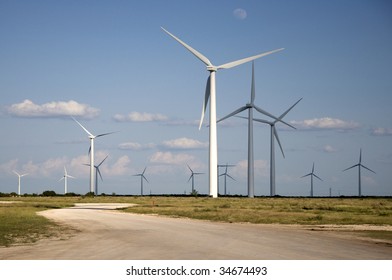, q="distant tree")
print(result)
[190,189,199,197]
[84,192,95,197]
[42,190,57,196]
